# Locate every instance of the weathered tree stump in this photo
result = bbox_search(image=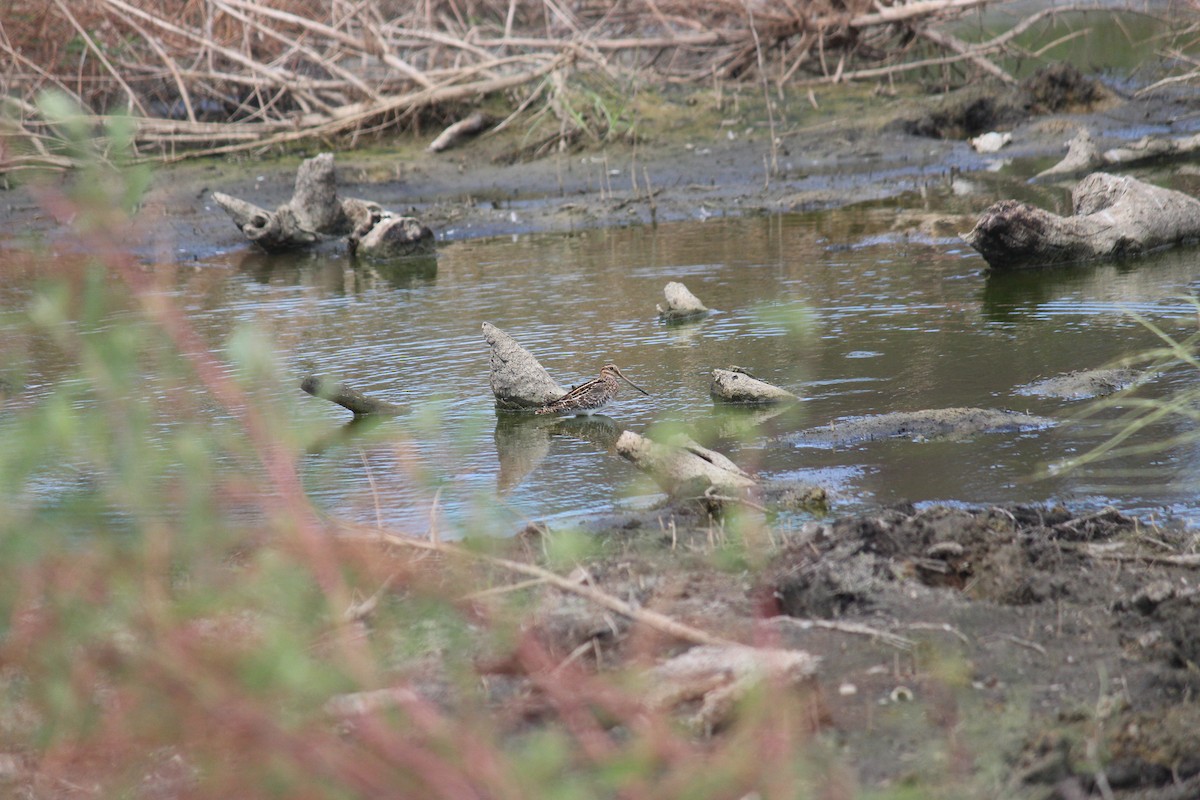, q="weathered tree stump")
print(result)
[213,152,434,258]
[482,322,567,410]
[962,173,1200,270]
[1034,128,1101,180]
